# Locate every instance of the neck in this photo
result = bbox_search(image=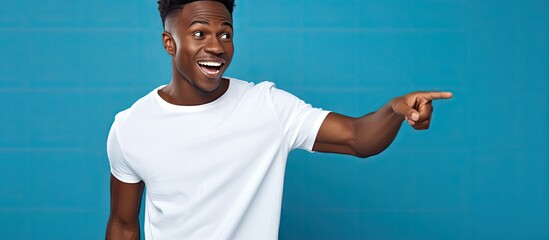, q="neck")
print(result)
[158,65,229,106]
